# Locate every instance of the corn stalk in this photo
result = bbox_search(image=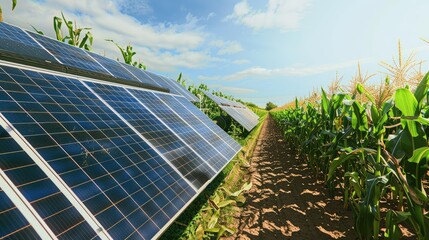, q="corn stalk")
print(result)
[0,0,17,22]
